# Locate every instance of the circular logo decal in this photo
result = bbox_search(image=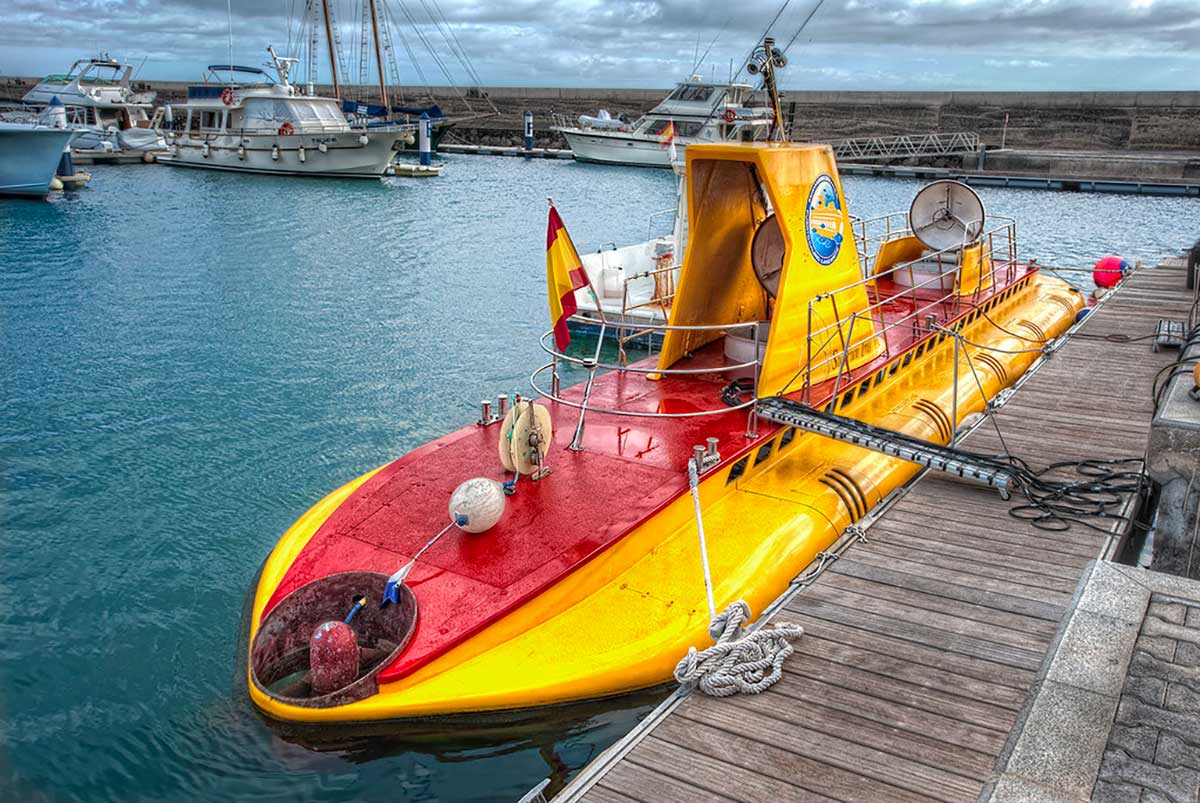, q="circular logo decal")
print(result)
[805,174,844,266]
